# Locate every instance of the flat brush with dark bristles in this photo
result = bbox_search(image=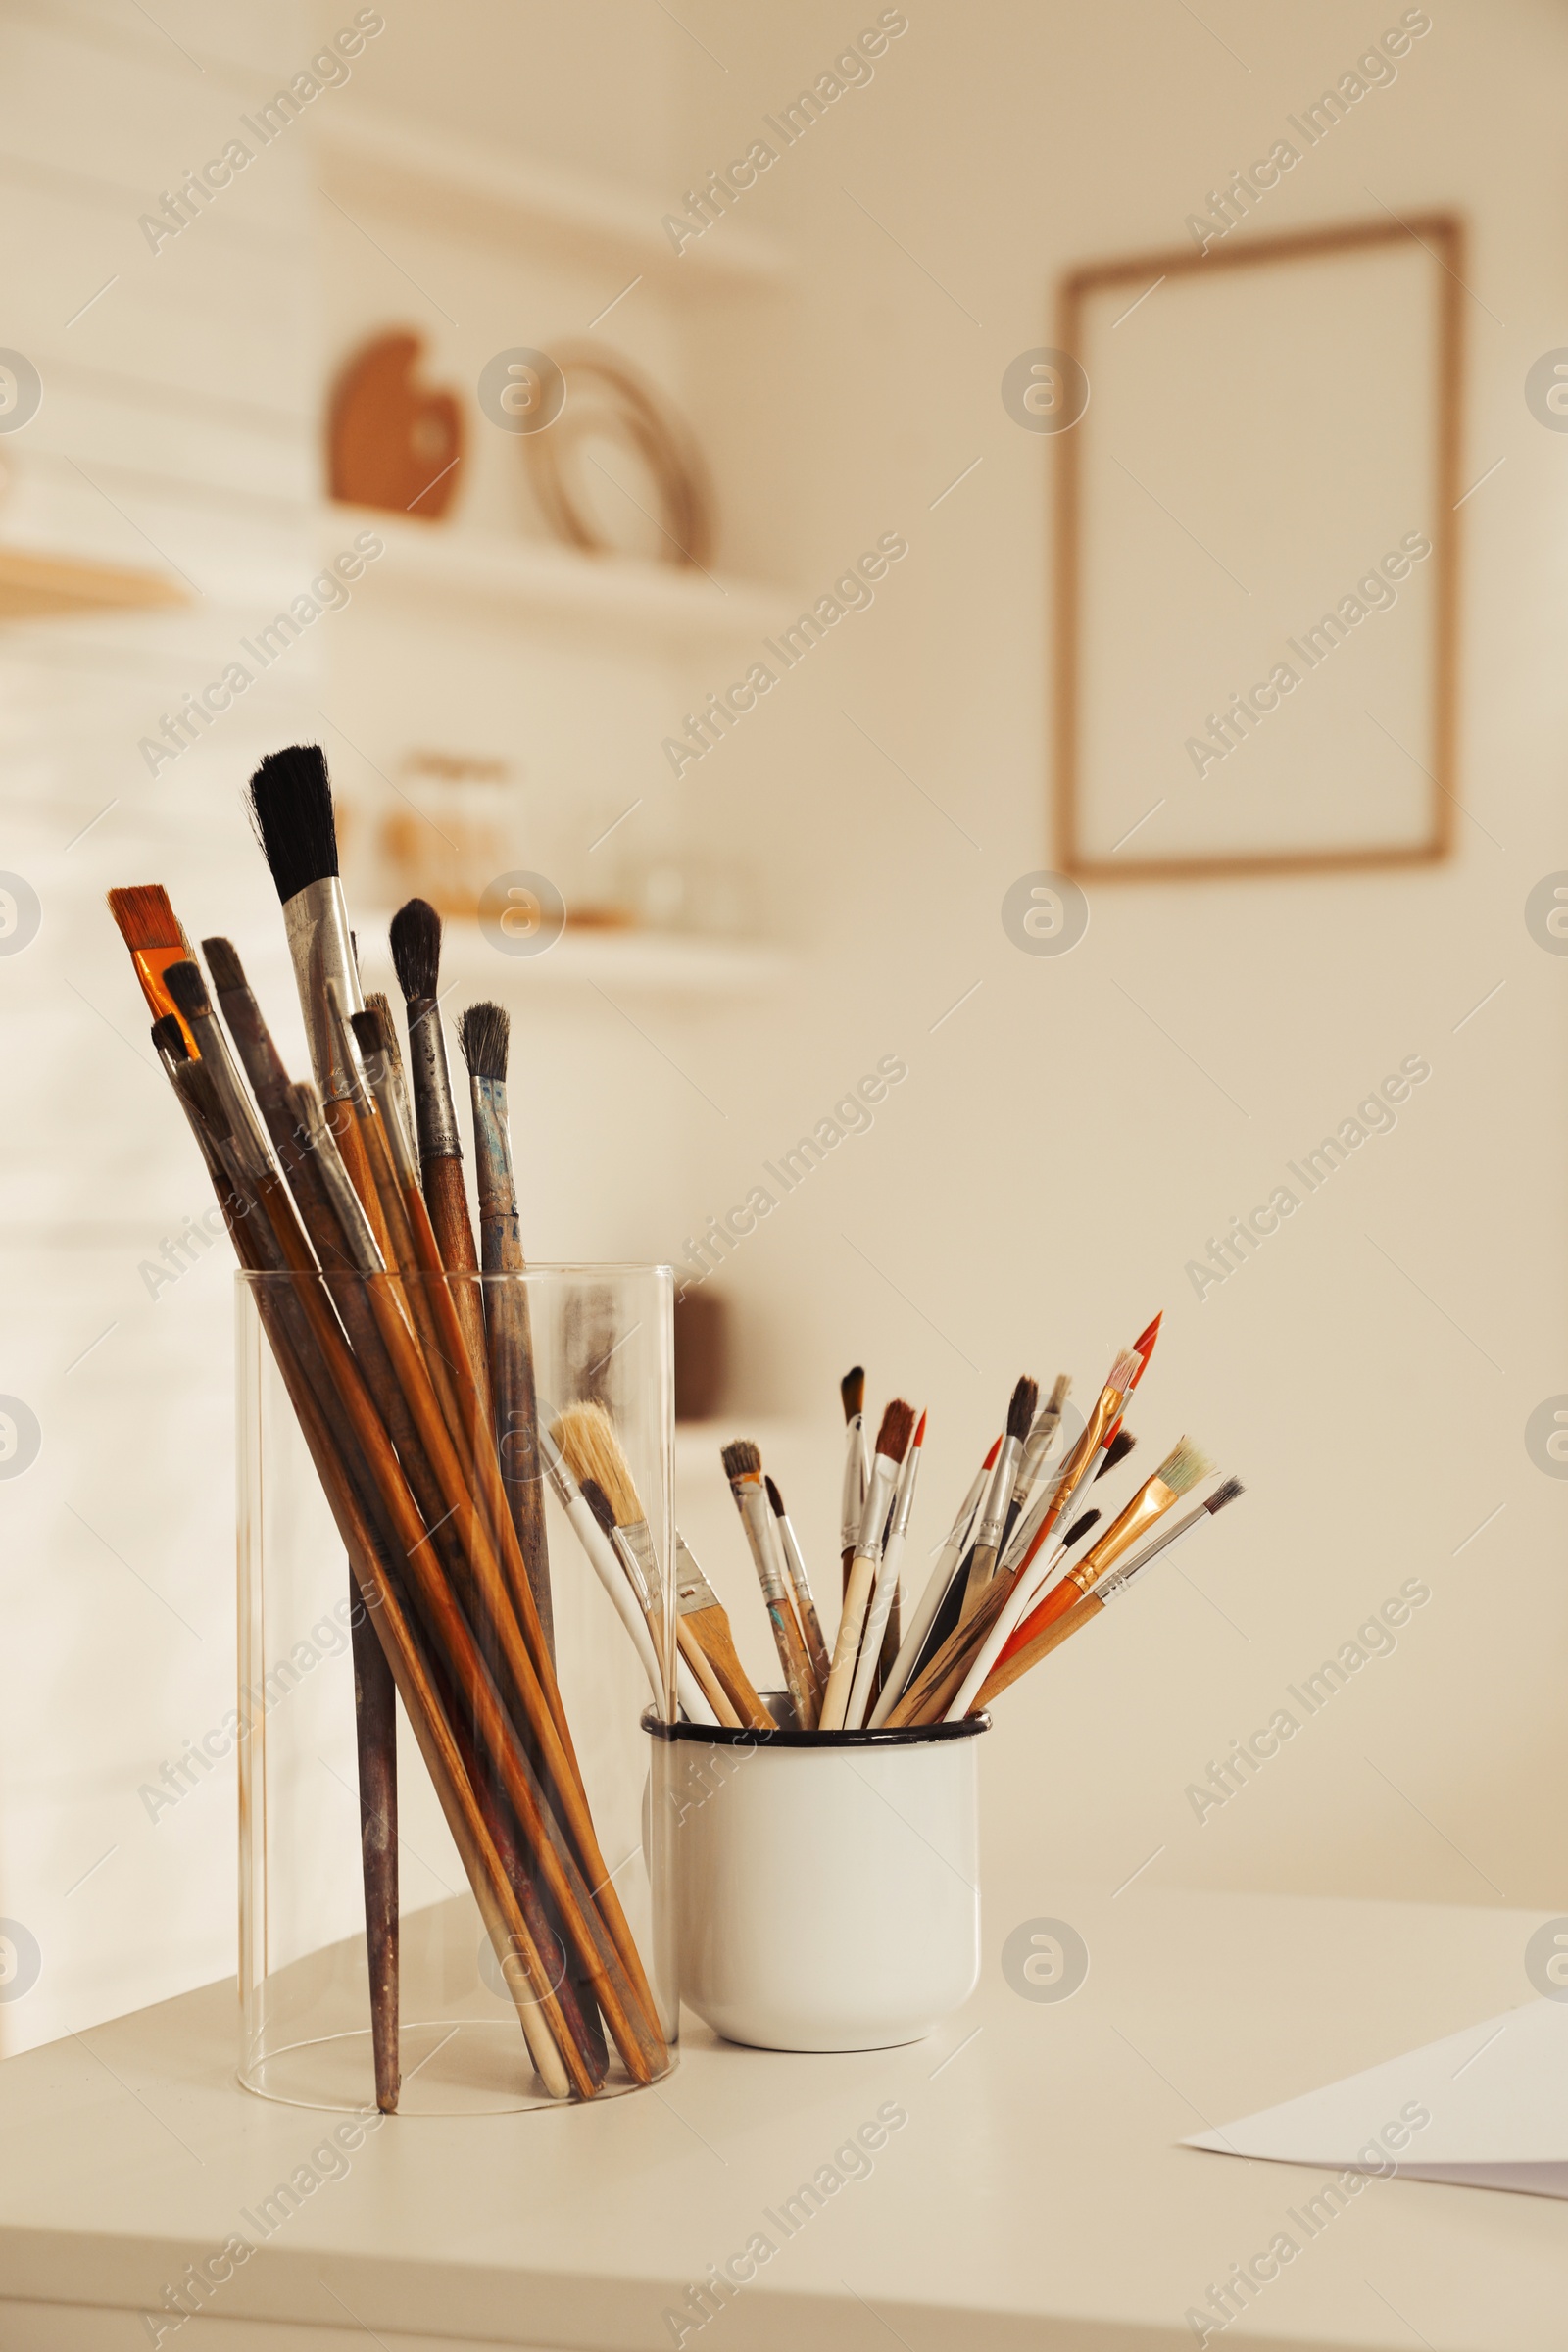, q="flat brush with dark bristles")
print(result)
[107,885,199,1054]
[957,1375,1038,1624]
[245,744,362,1110]
[388,900,490,1412]
[722,1437,819,1728]
[819,1398,916,1731]
[458,1001,552,1658]
[977,1478,1244,1709]
[839,1364,867,1602]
